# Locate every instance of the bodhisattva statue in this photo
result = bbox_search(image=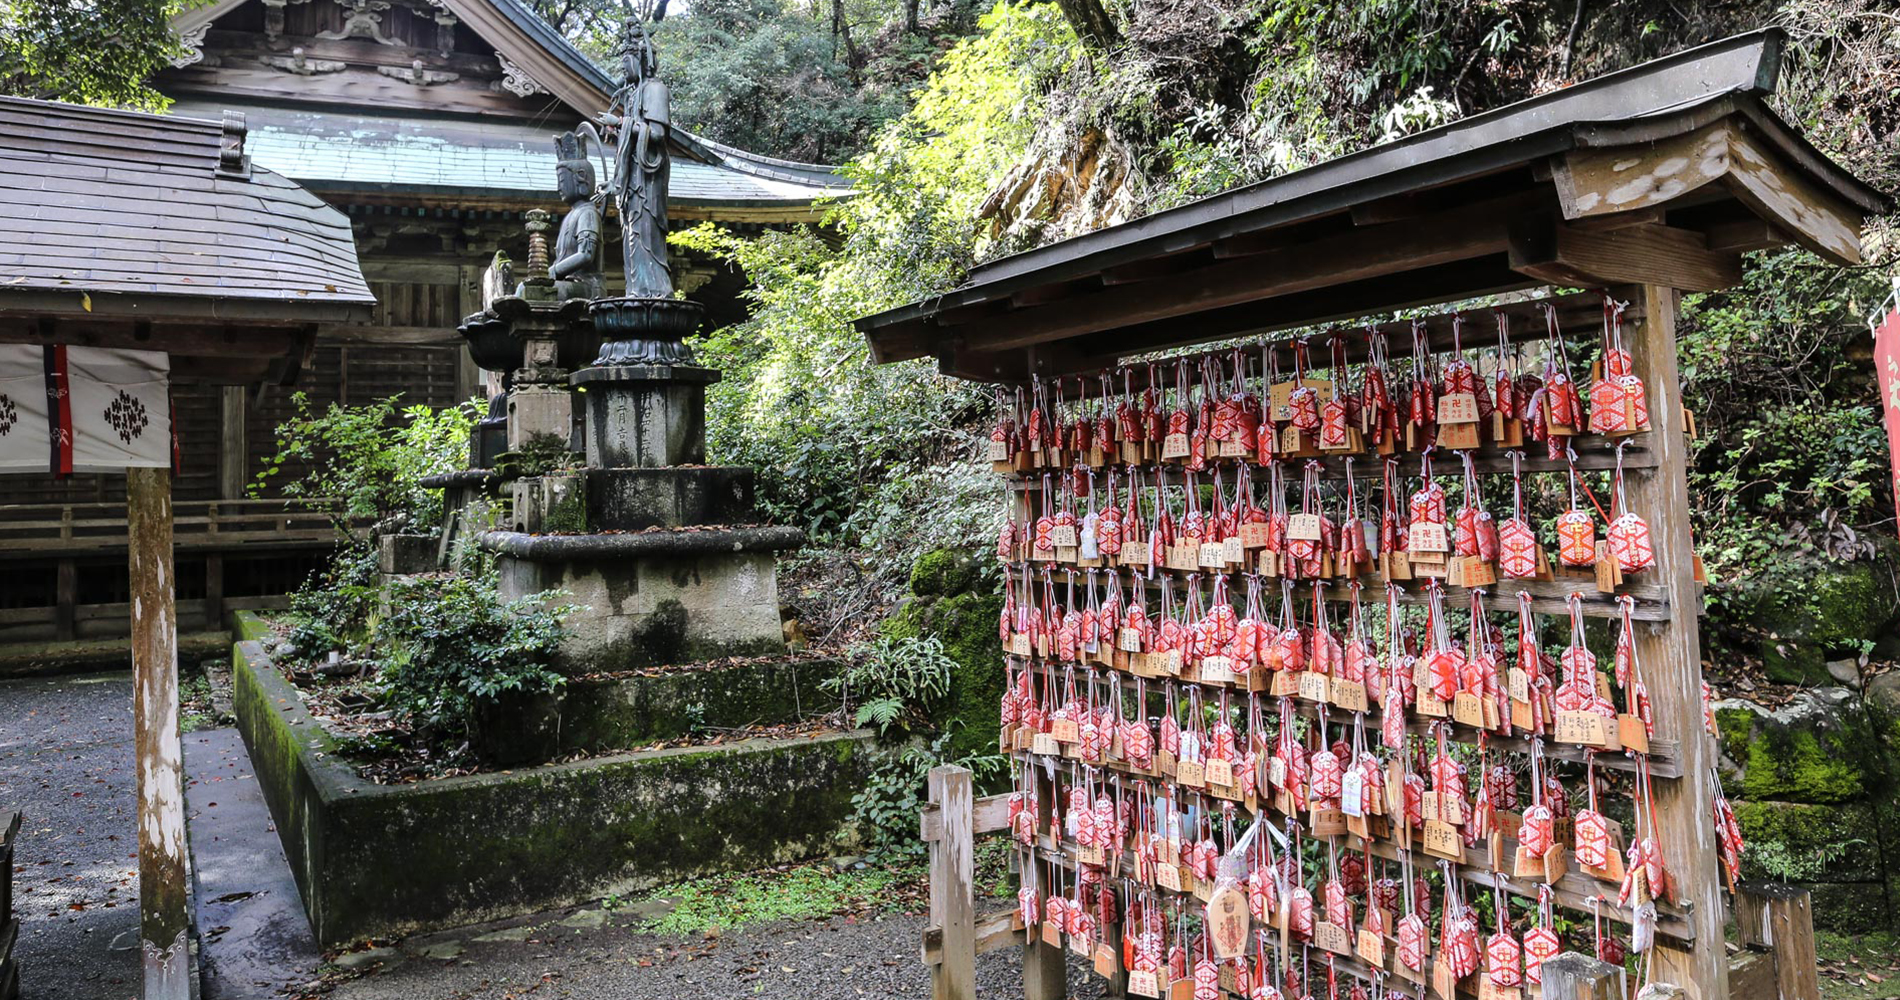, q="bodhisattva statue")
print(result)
[600,18,671,299]
[576,15,701,365]
[549,131,604,302]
